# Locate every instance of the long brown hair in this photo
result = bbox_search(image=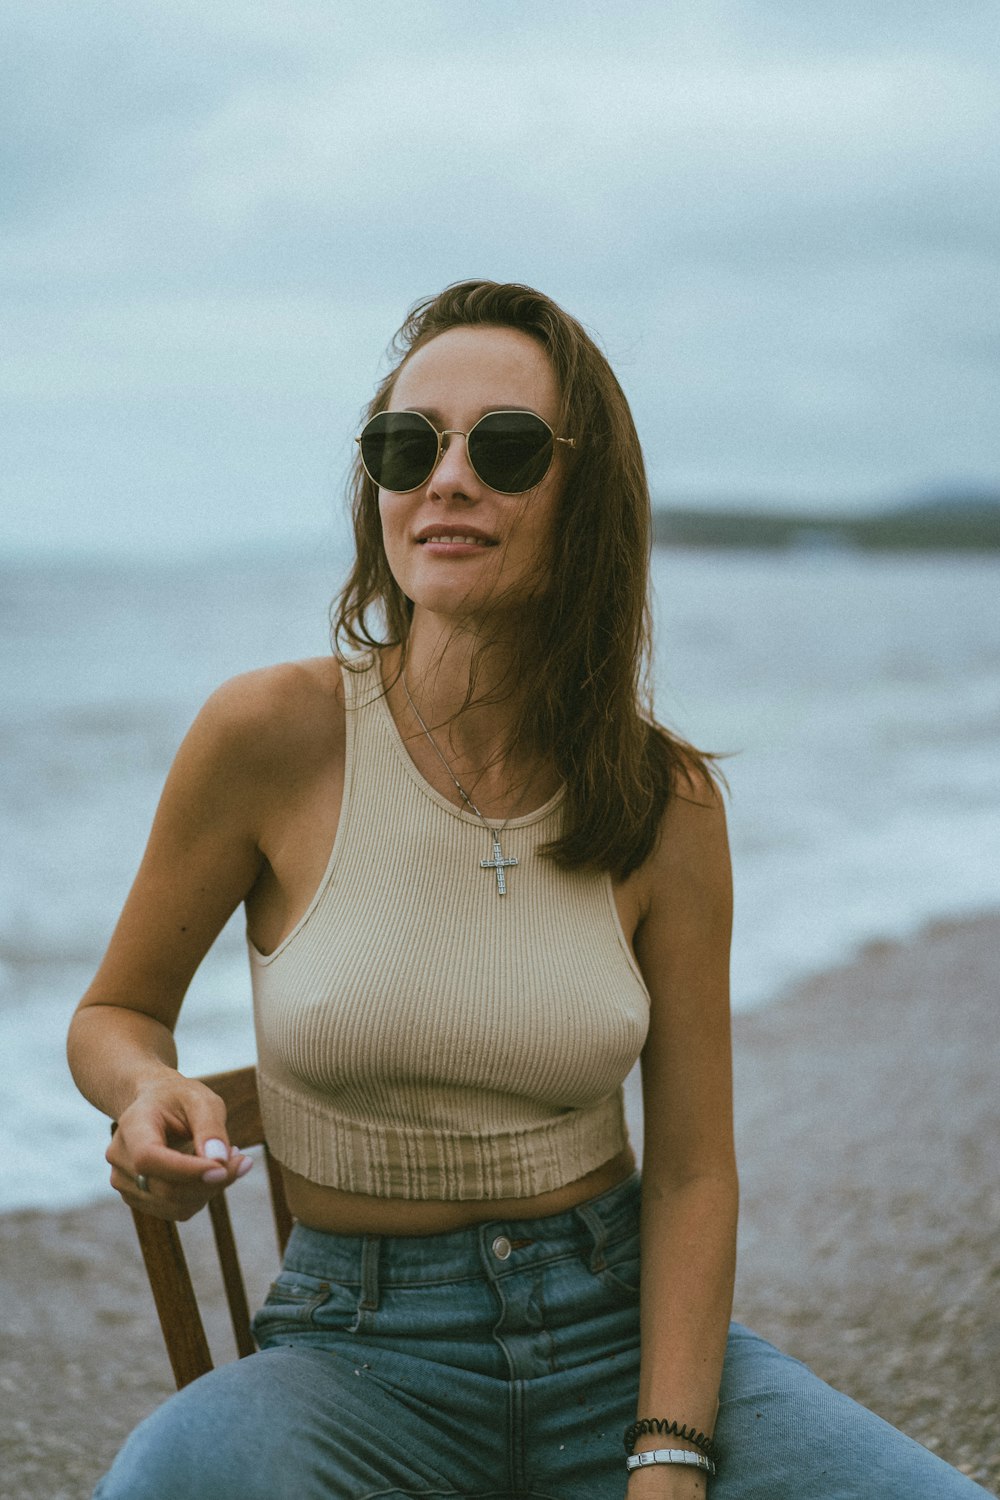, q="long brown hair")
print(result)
[332,280,717,878]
